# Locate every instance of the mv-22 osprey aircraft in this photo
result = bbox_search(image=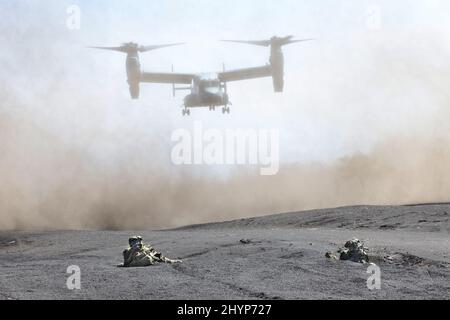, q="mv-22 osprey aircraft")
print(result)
[90,36,312,116]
